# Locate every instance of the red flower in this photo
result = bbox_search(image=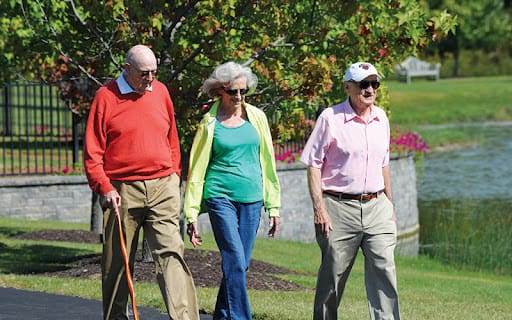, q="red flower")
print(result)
[378,48,389,58]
